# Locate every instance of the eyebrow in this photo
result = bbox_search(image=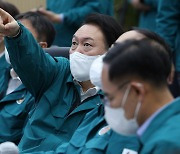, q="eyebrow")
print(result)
[73,35,94,41]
